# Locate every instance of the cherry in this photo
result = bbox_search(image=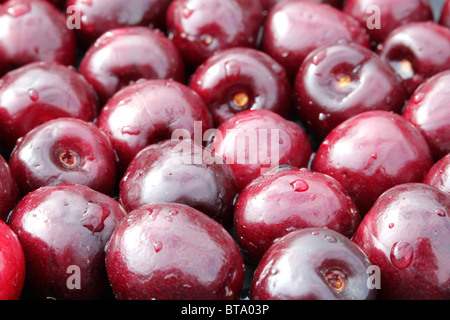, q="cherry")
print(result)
[0,61,99,151]
[352,183,450,300]
[189,47,292,126]
[378,21,450,96]
[105,202,246,300]
[0,154,18,222]
[0,0,76,75]
[9,118,118,197]
[261,0,370,81]
[250,228,377,300]
[7,184,127,300]
[294,42,408,140]
[234,166,361,264]
[440,0,450,28]
[166,0,264,67]
[424,153,450,194]
[96,79,213,173]
[119,139,238,229]
[260,0,343,12]
[311,110,434,216]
